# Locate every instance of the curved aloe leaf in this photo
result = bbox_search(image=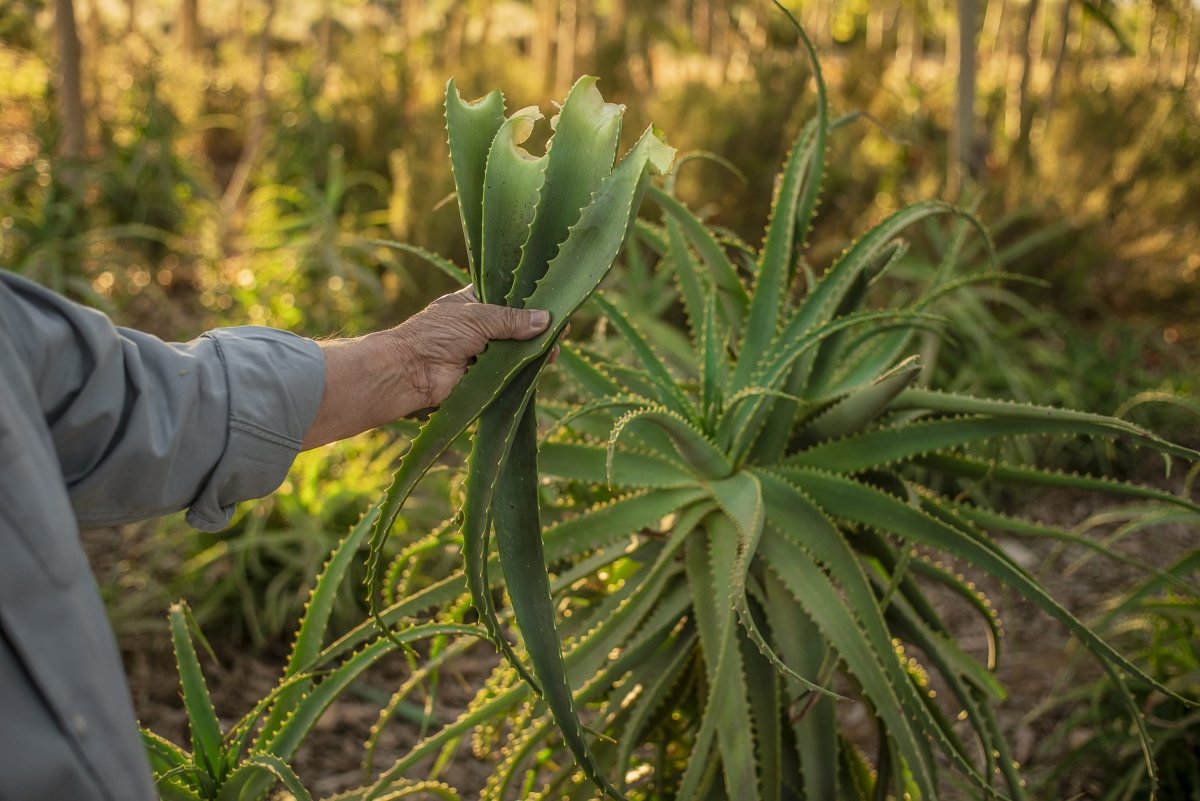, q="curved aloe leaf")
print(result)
[539,439,698,488]
[607,405,731,480]
[892,389,1200,461]
[141,728,192,778]
[461,365,544,690]
[256,508,379,749]
[479,107,548,303]
[506,76,625,306]
[760,570,838,800]
[788,415,1189,474]
[495,400,627,797]
[757,530,941,797]
[592,292,696,418]
[803,355,923,443]
[785,468,1187,704]
[216,753,314,801]
[756,472,995,793]
[710,471,840,699]
[368,240,470,285]
[679,521,761,801]
[917,452,1200,513]
[167,602,224,784]
[446,80,506,284]
[647,185,749,325]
